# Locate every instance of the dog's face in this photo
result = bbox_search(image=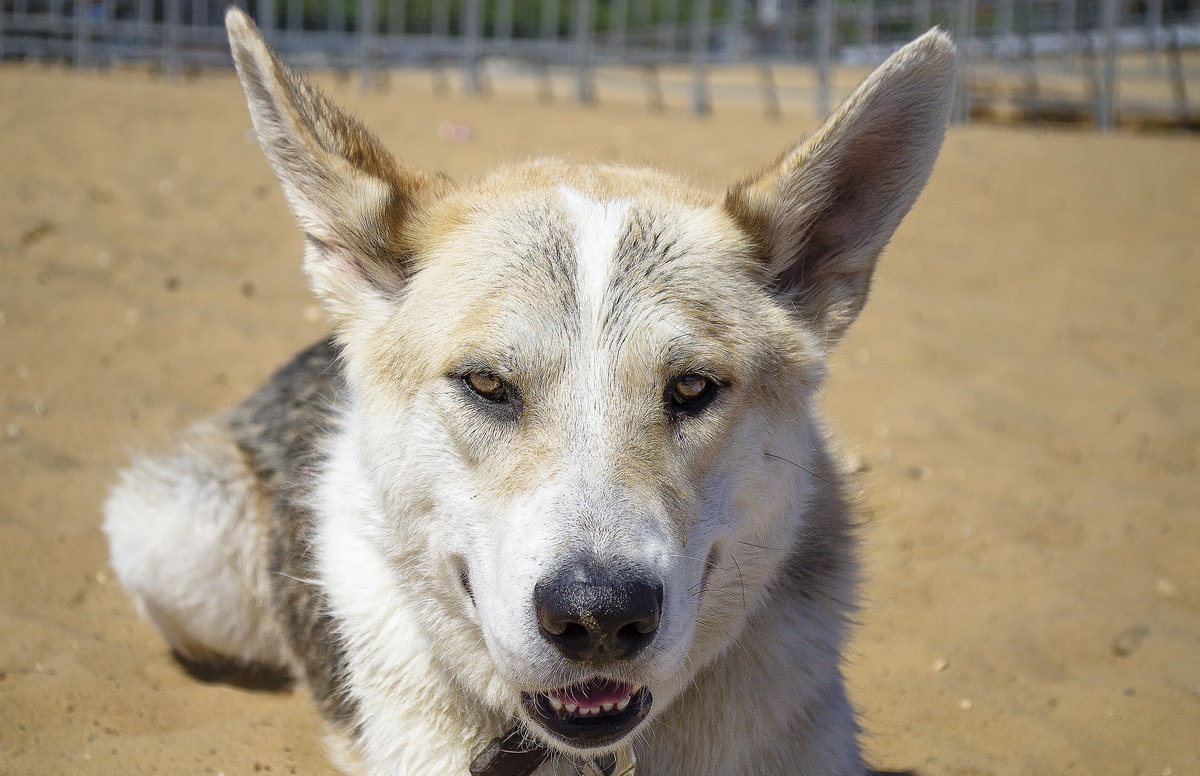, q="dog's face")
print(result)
[227,9,955,756]
[348,170,826,749]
